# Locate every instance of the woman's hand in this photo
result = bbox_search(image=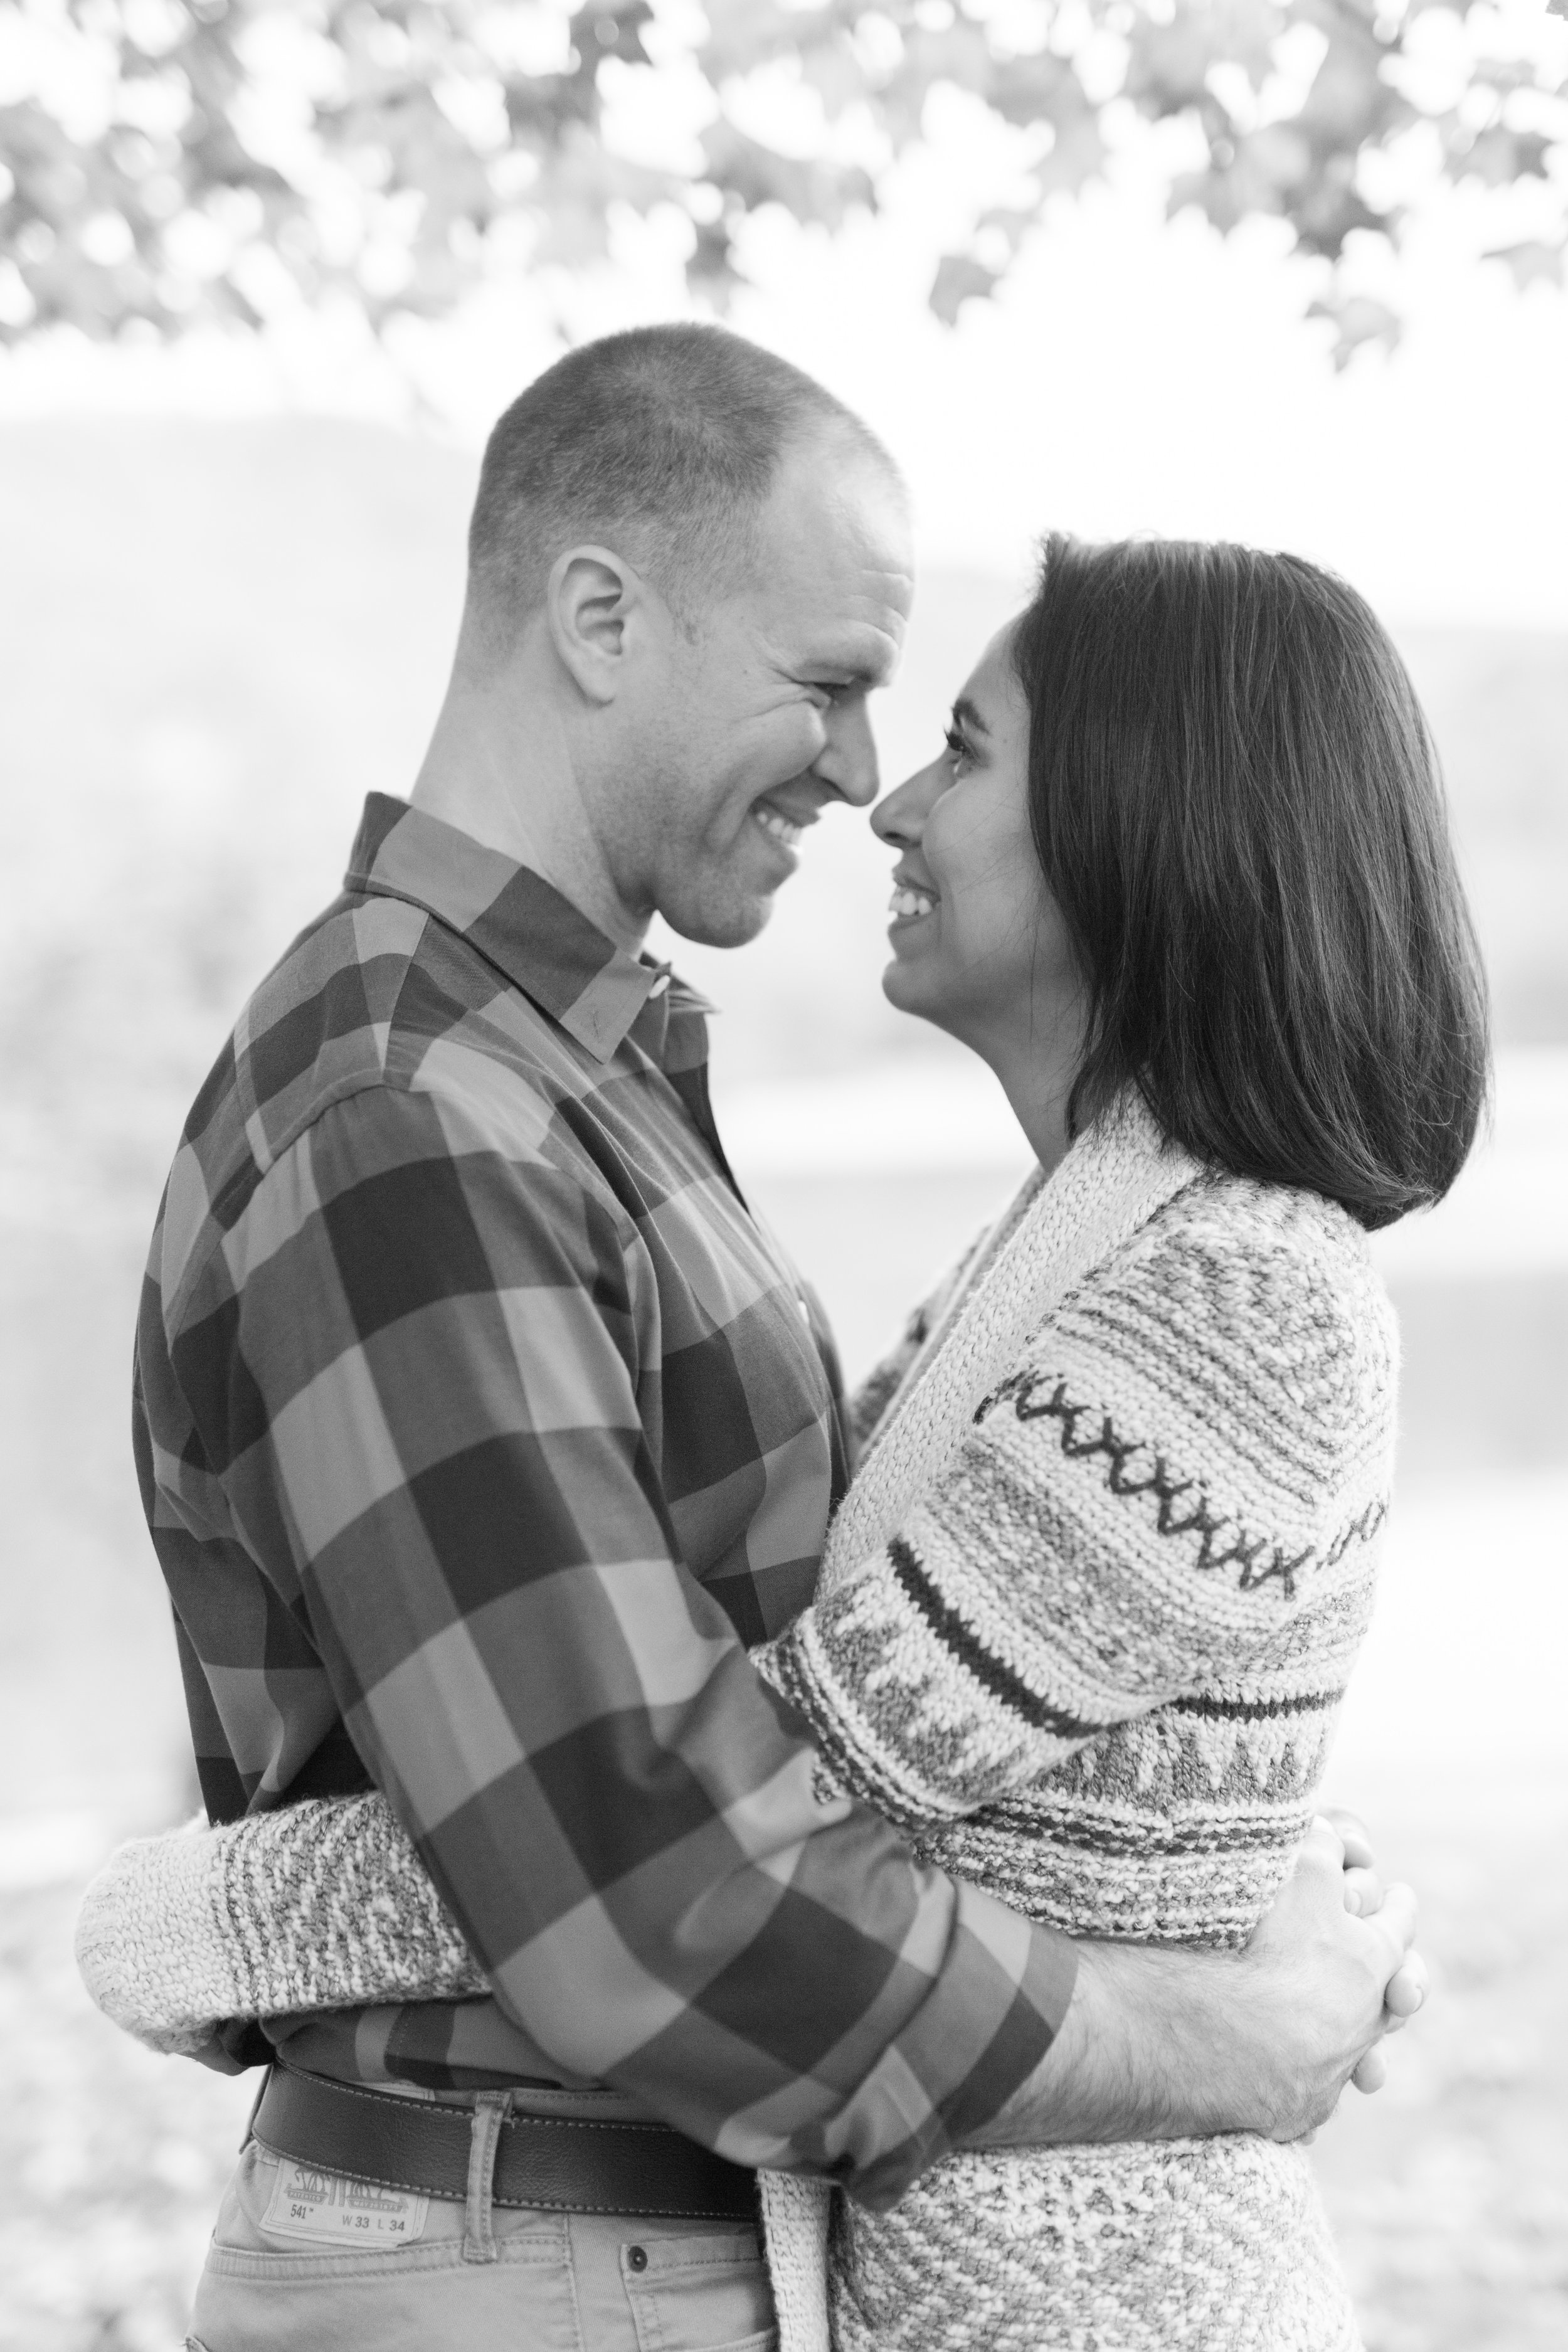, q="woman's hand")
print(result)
[1321,1805,1428,2094]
